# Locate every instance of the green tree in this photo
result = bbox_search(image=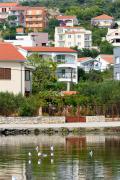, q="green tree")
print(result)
[100,40,113,54]
[28,54,57,93]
